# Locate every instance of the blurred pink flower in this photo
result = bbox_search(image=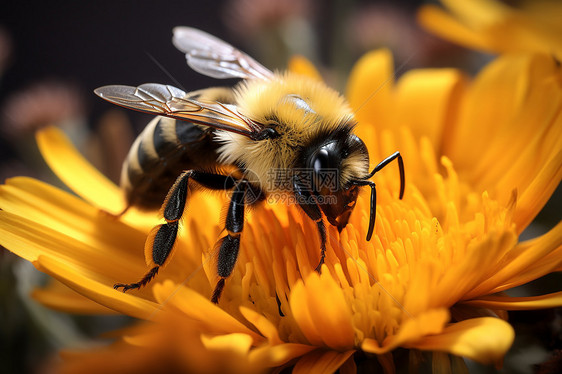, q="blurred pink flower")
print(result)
[222,0,314,37]
[1,80,85,139]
